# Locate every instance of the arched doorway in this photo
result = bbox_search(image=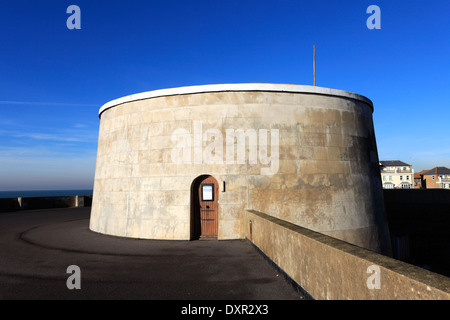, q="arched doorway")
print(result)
[190,175,219,240]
